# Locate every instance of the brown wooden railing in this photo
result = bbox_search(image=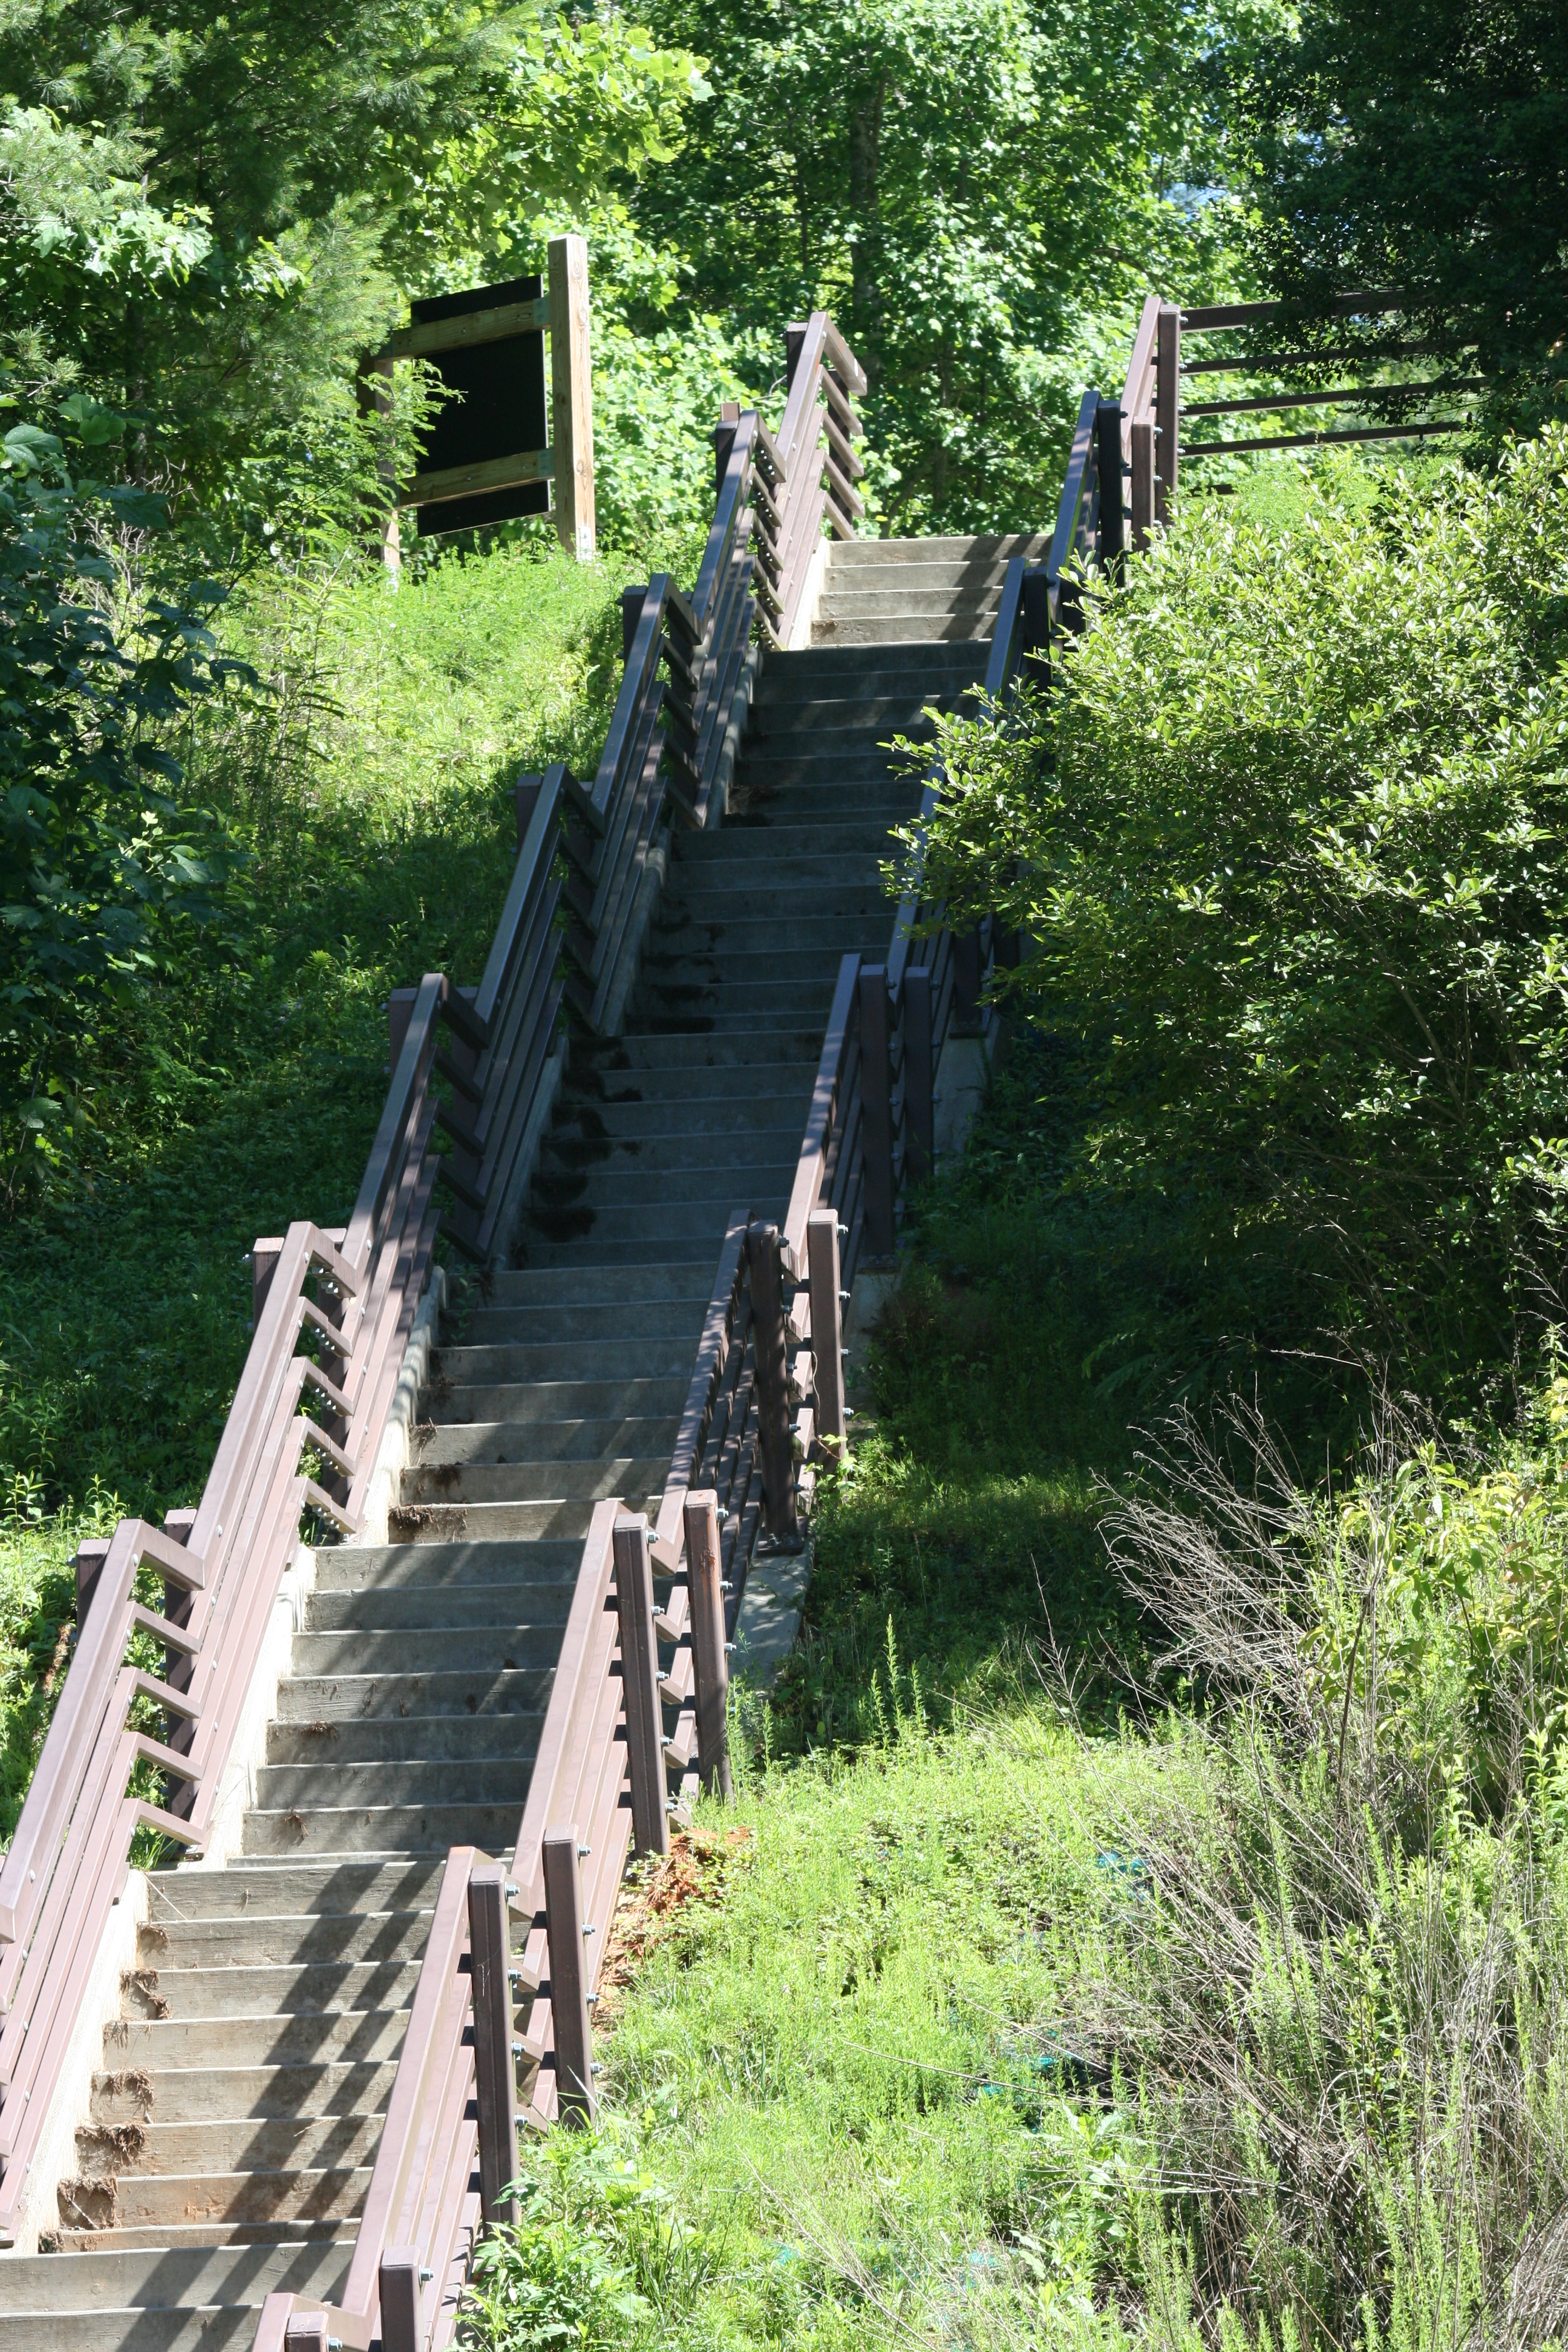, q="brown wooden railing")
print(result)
[246,313,869,2351]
